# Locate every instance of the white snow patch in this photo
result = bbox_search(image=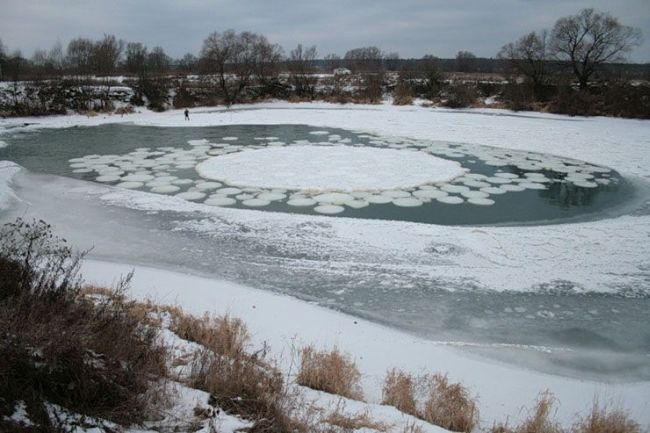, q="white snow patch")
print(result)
[196,145,465,192]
